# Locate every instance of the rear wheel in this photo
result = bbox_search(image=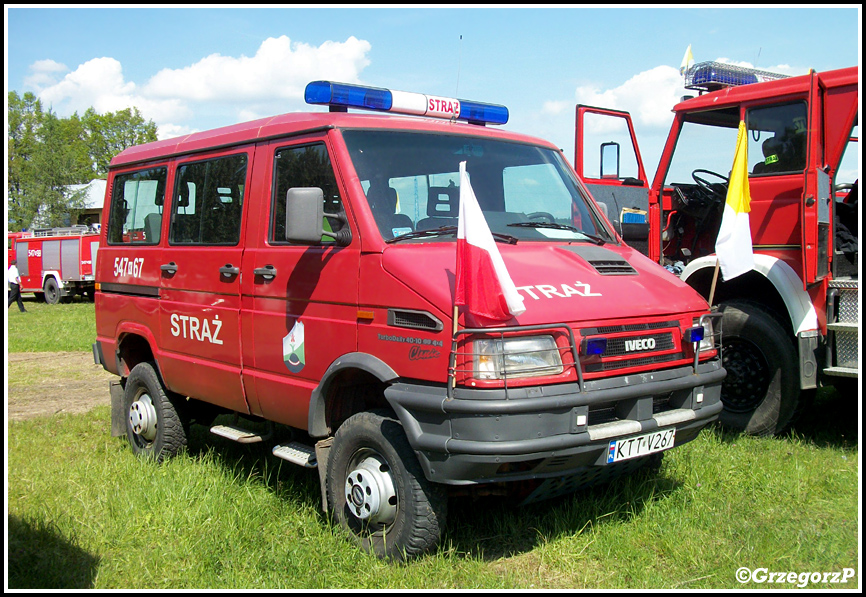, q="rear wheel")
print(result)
[718,300,801,436]
[124,362,189,462]
[326,410,447,561]
[43,277,61,305]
